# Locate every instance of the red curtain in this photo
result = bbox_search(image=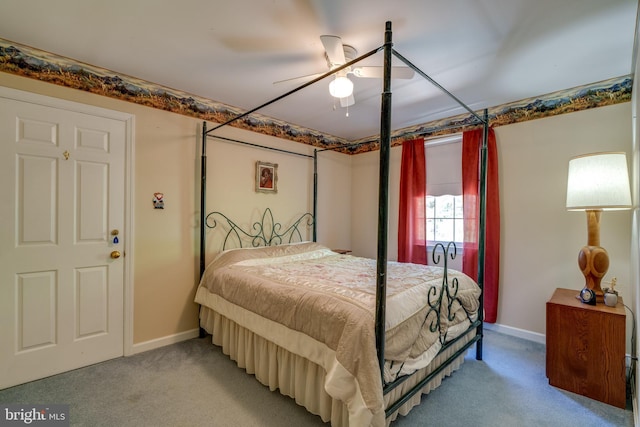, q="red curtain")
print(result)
[398,138,427,264]
[462,128,500,323]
